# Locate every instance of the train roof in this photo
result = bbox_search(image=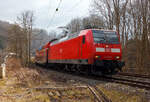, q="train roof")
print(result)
[83,29,117,32]
[49,29,118,46]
